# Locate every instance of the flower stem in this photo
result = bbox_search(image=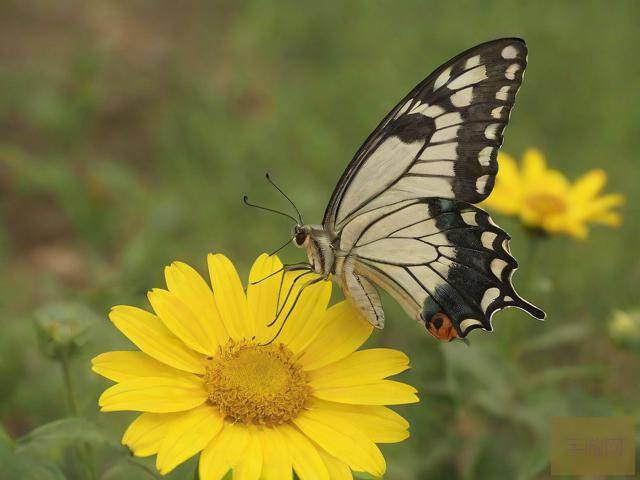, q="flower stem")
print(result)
[59,353,97,480]
[60,353,78,415]
[519,233,545,295]
[127,456,160,478]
